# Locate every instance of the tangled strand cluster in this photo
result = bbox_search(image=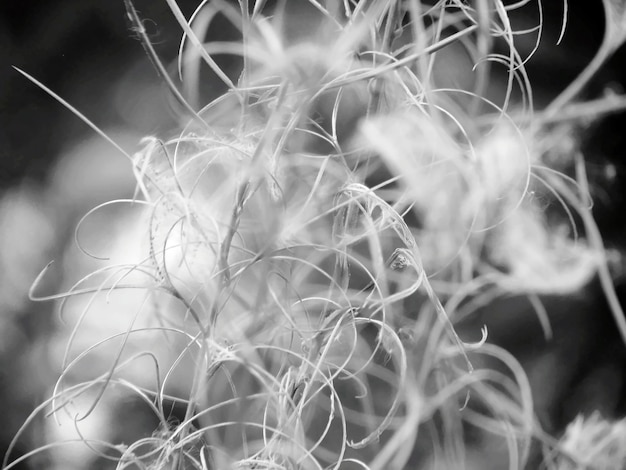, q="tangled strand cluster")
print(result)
[12,0,621,468]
